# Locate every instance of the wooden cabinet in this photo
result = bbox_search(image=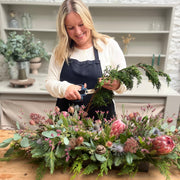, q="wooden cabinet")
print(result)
[0,2,174,72]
